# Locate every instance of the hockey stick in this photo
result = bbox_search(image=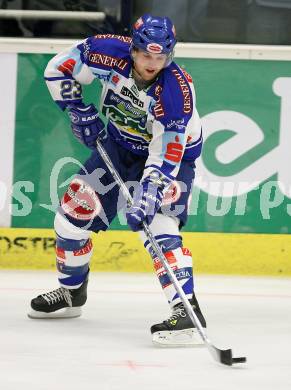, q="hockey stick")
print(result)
[95,138,247,366]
